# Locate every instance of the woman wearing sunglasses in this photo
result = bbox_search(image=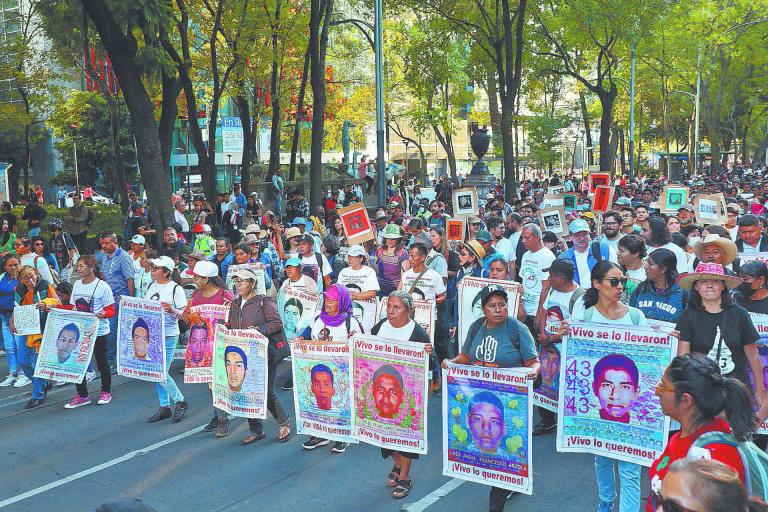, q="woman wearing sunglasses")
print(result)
[648,354,755,512]
[570,260,648,512]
